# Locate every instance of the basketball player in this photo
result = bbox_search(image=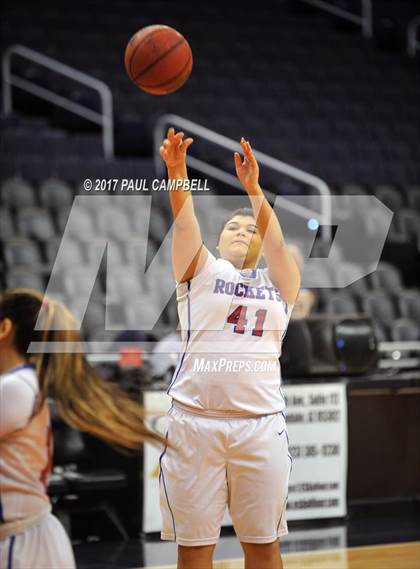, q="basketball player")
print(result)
[0,289,164,568]
[159,128,301,569]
